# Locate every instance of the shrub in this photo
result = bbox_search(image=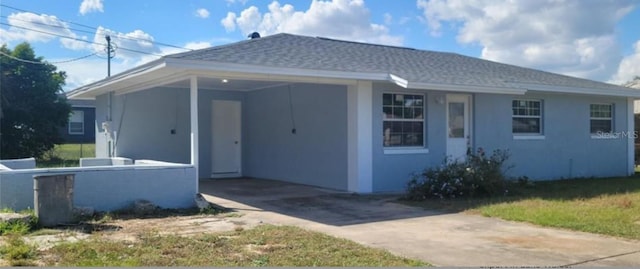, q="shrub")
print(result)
[406,148,511,200]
